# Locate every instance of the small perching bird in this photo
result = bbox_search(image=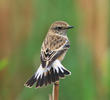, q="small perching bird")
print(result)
[24,21,73,88]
